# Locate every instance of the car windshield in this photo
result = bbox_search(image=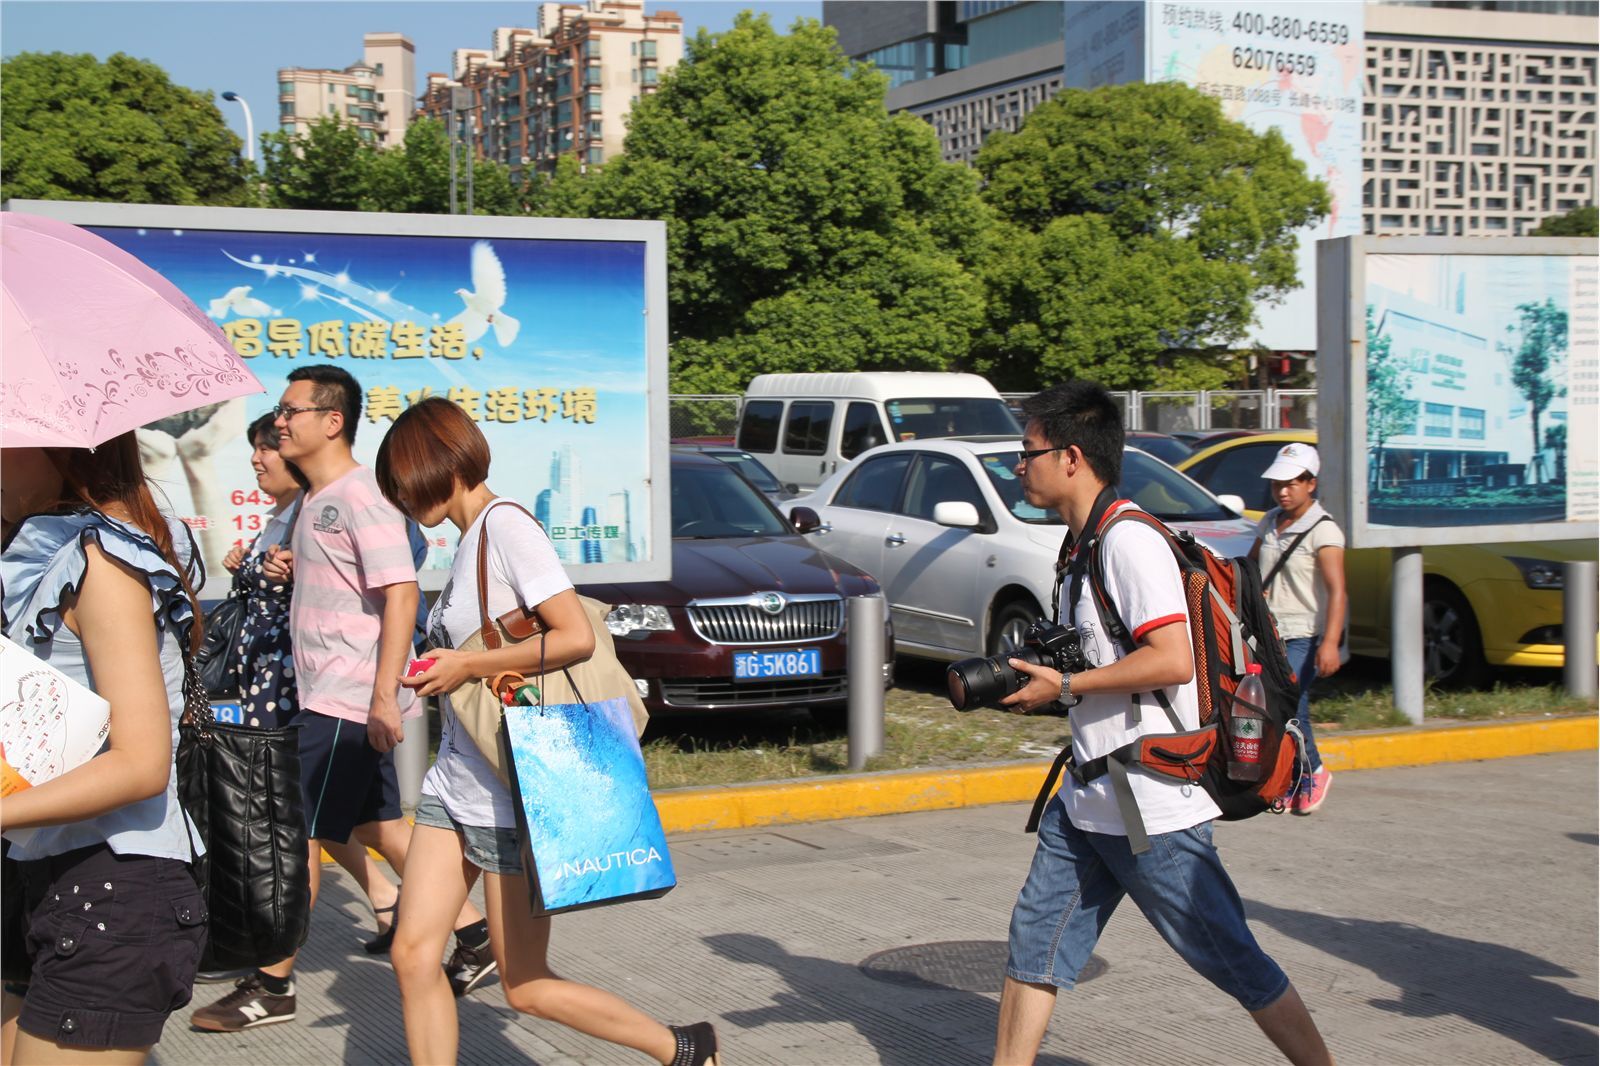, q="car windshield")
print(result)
[1128,436,1194,465]
[885,397,1020,441]
[978,448,1237,525]
[671,463,791,538]
[708,450,783,494]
